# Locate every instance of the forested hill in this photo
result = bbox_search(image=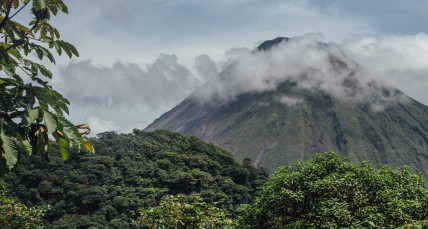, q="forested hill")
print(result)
[1,130,268,228]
